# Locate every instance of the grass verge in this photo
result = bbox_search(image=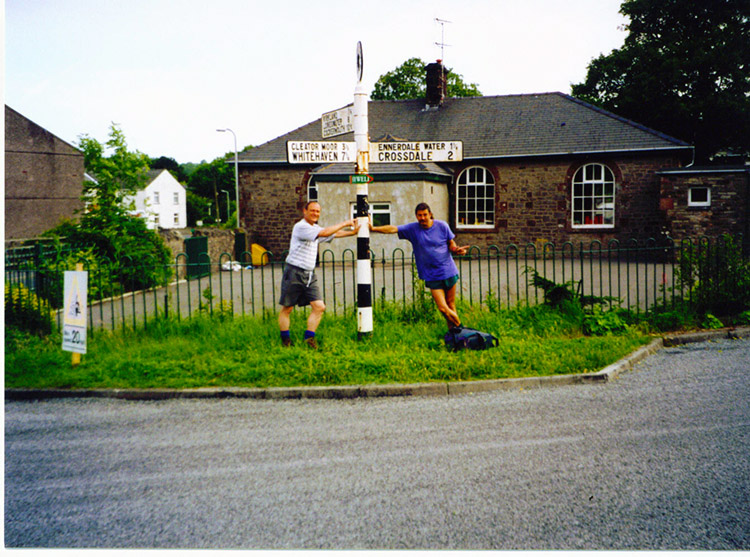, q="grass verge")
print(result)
[5,305,653,390]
